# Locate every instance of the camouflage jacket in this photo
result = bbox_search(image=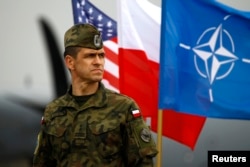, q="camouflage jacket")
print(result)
[33,82,158,167]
